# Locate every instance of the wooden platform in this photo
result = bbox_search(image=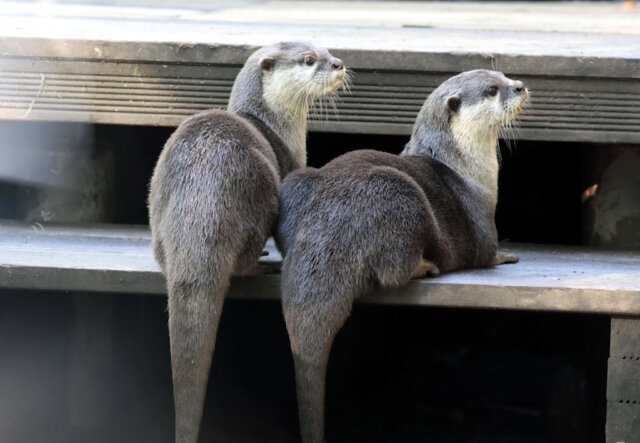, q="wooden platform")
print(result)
[1,1,639,142]
[1,221,638,315]
[4,220,637,441]
[1,4,639,440]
